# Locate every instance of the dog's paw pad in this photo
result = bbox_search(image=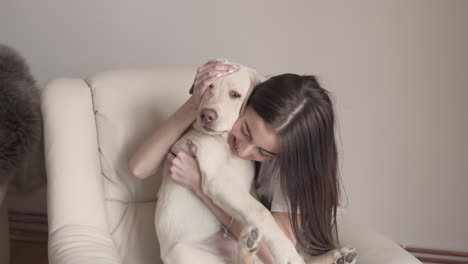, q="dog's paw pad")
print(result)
[332,247,357,264]
[240,226,262,253]
[337,256,345,264]
[345,251,357,263]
